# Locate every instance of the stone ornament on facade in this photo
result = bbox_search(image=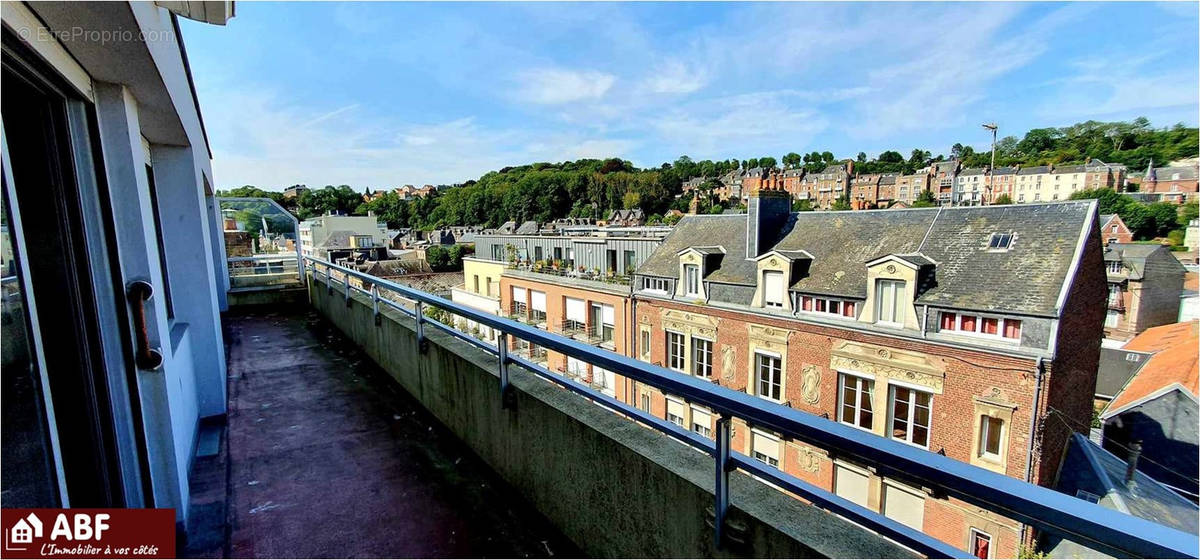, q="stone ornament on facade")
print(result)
[800,364,821,405]
[721,345,736,381]
[829,340,945,393]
